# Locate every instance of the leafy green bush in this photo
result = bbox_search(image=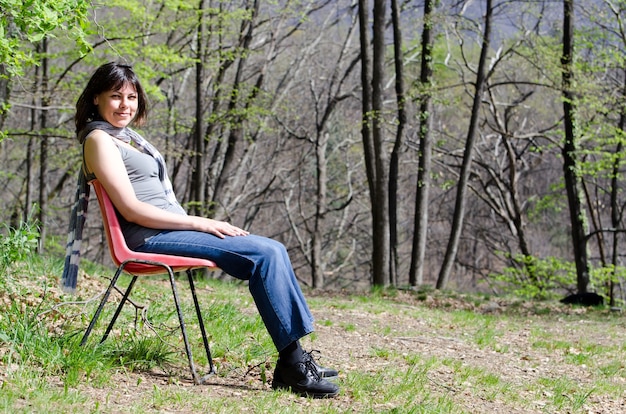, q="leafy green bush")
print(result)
[493,253,624,303]
[492,254,576,300]
[0,220,40,271]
